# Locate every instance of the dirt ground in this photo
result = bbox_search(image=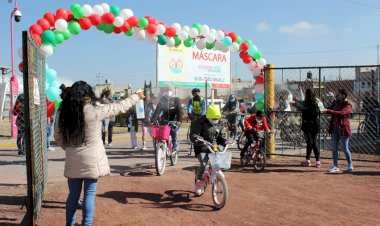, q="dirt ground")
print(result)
[33,157,380,226]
